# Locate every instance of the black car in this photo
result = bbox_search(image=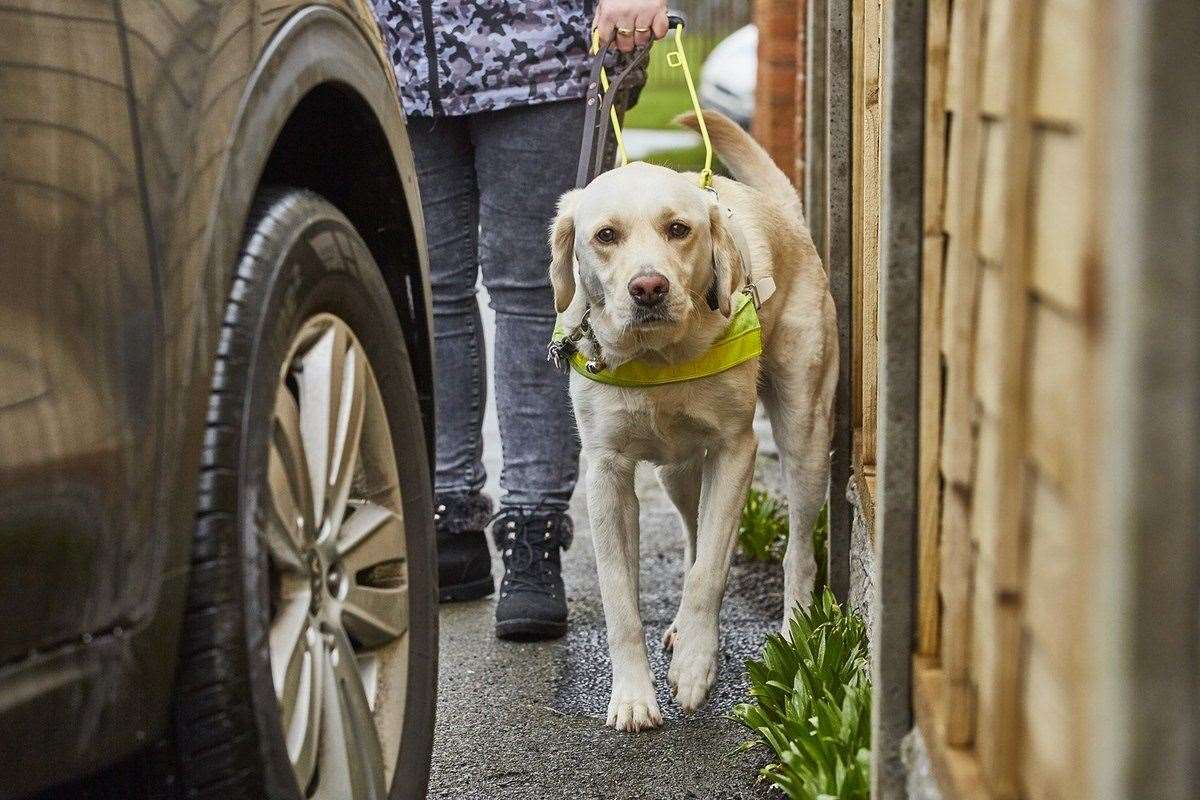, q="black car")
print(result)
[0,3,437,798]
